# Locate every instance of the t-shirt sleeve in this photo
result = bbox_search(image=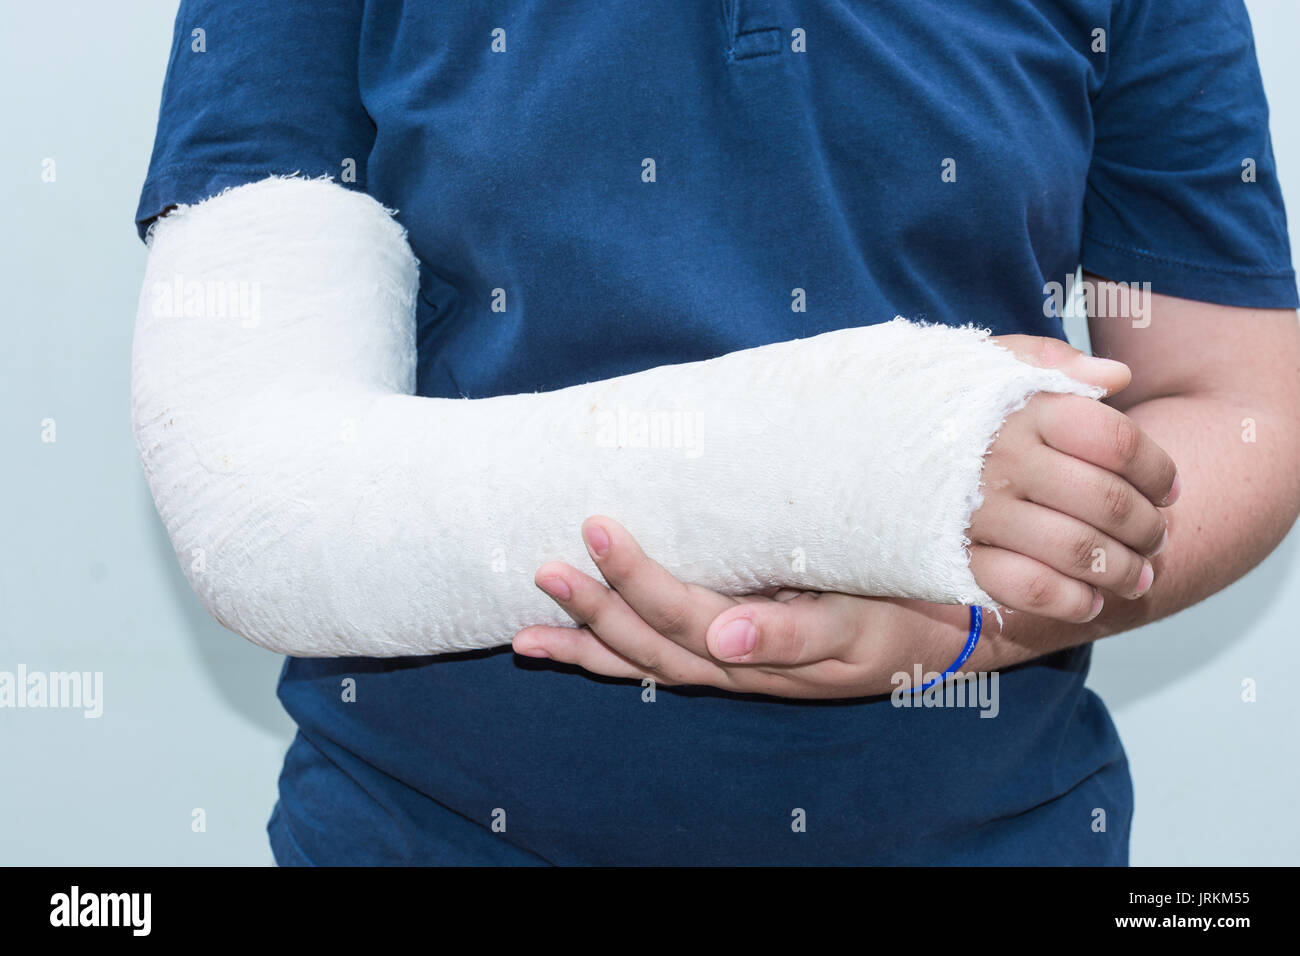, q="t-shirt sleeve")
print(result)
[134,0,374,242]
[1081,0,1298,308]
